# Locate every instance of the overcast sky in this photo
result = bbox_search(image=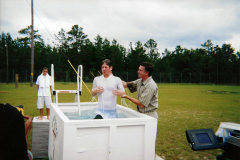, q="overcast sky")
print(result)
[1,0,240,54]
